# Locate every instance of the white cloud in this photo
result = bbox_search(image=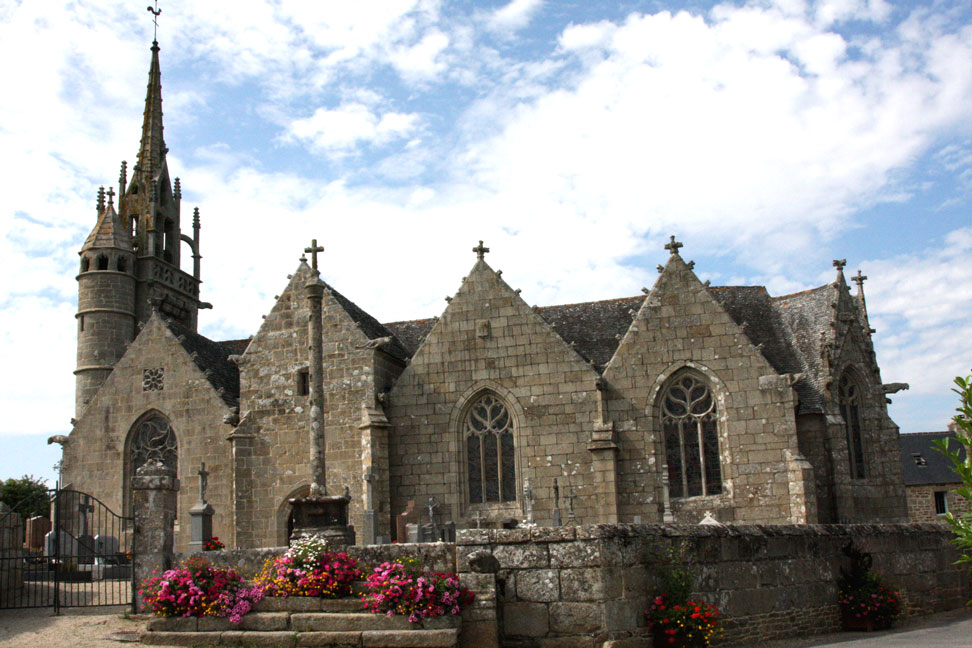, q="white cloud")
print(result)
[286,104,420,154]
[487,0,544,34]
[388,29,450,80]
[865,227,972,398]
